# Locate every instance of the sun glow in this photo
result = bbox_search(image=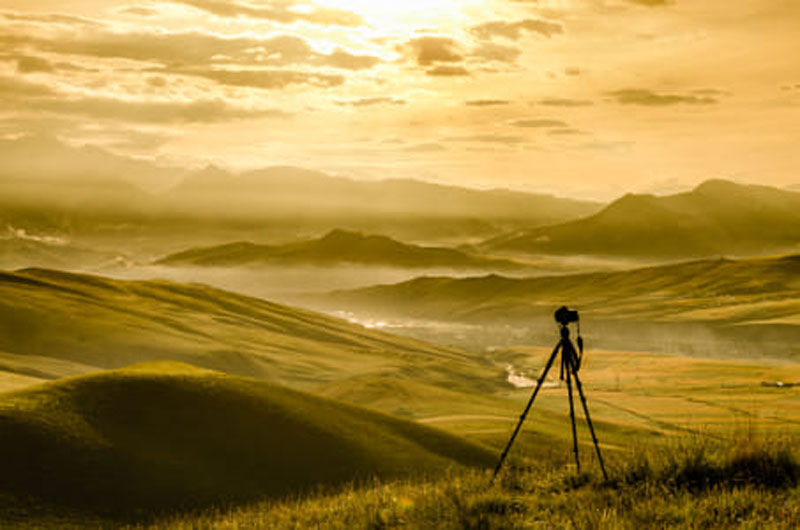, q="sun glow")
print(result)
[316,0,485,28]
